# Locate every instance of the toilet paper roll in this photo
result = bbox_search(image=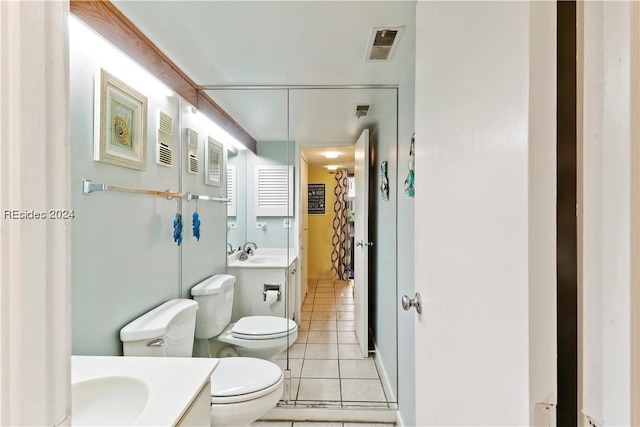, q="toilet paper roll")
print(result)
[264,290,279,305]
